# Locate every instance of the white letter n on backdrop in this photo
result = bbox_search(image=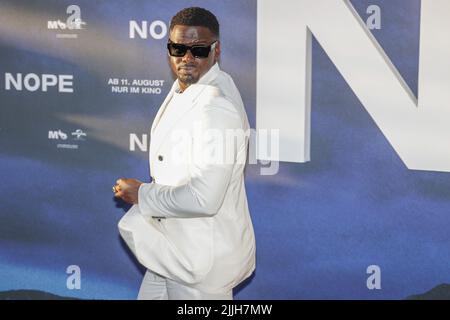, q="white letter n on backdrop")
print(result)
[257,0,450,172]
